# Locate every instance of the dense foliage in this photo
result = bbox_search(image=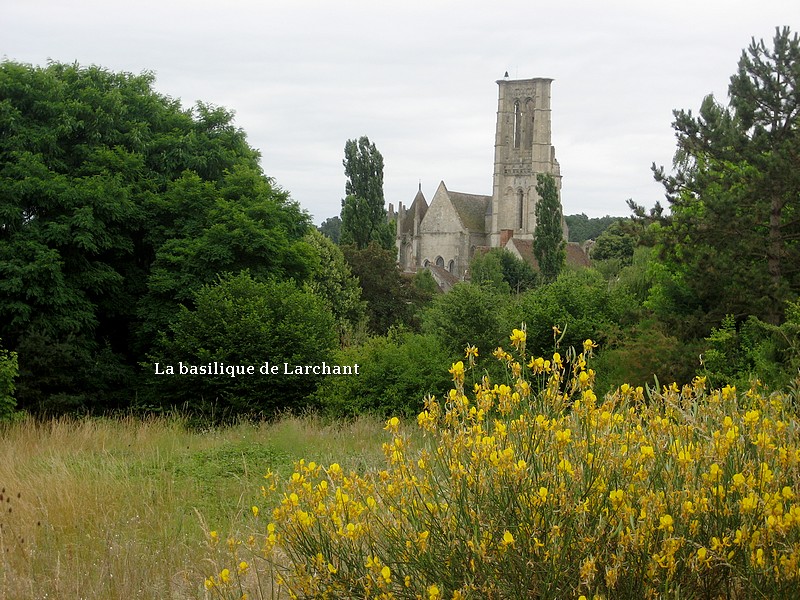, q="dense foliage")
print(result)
[470,248,538,293]
[314,330,452,418]
[564,213,619,243]
[0,339,18,420]
[653,27,800,328]
[340,136,394,251]
[151,272,337,416]
[533,173,566,283]
[0,61,314,414]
